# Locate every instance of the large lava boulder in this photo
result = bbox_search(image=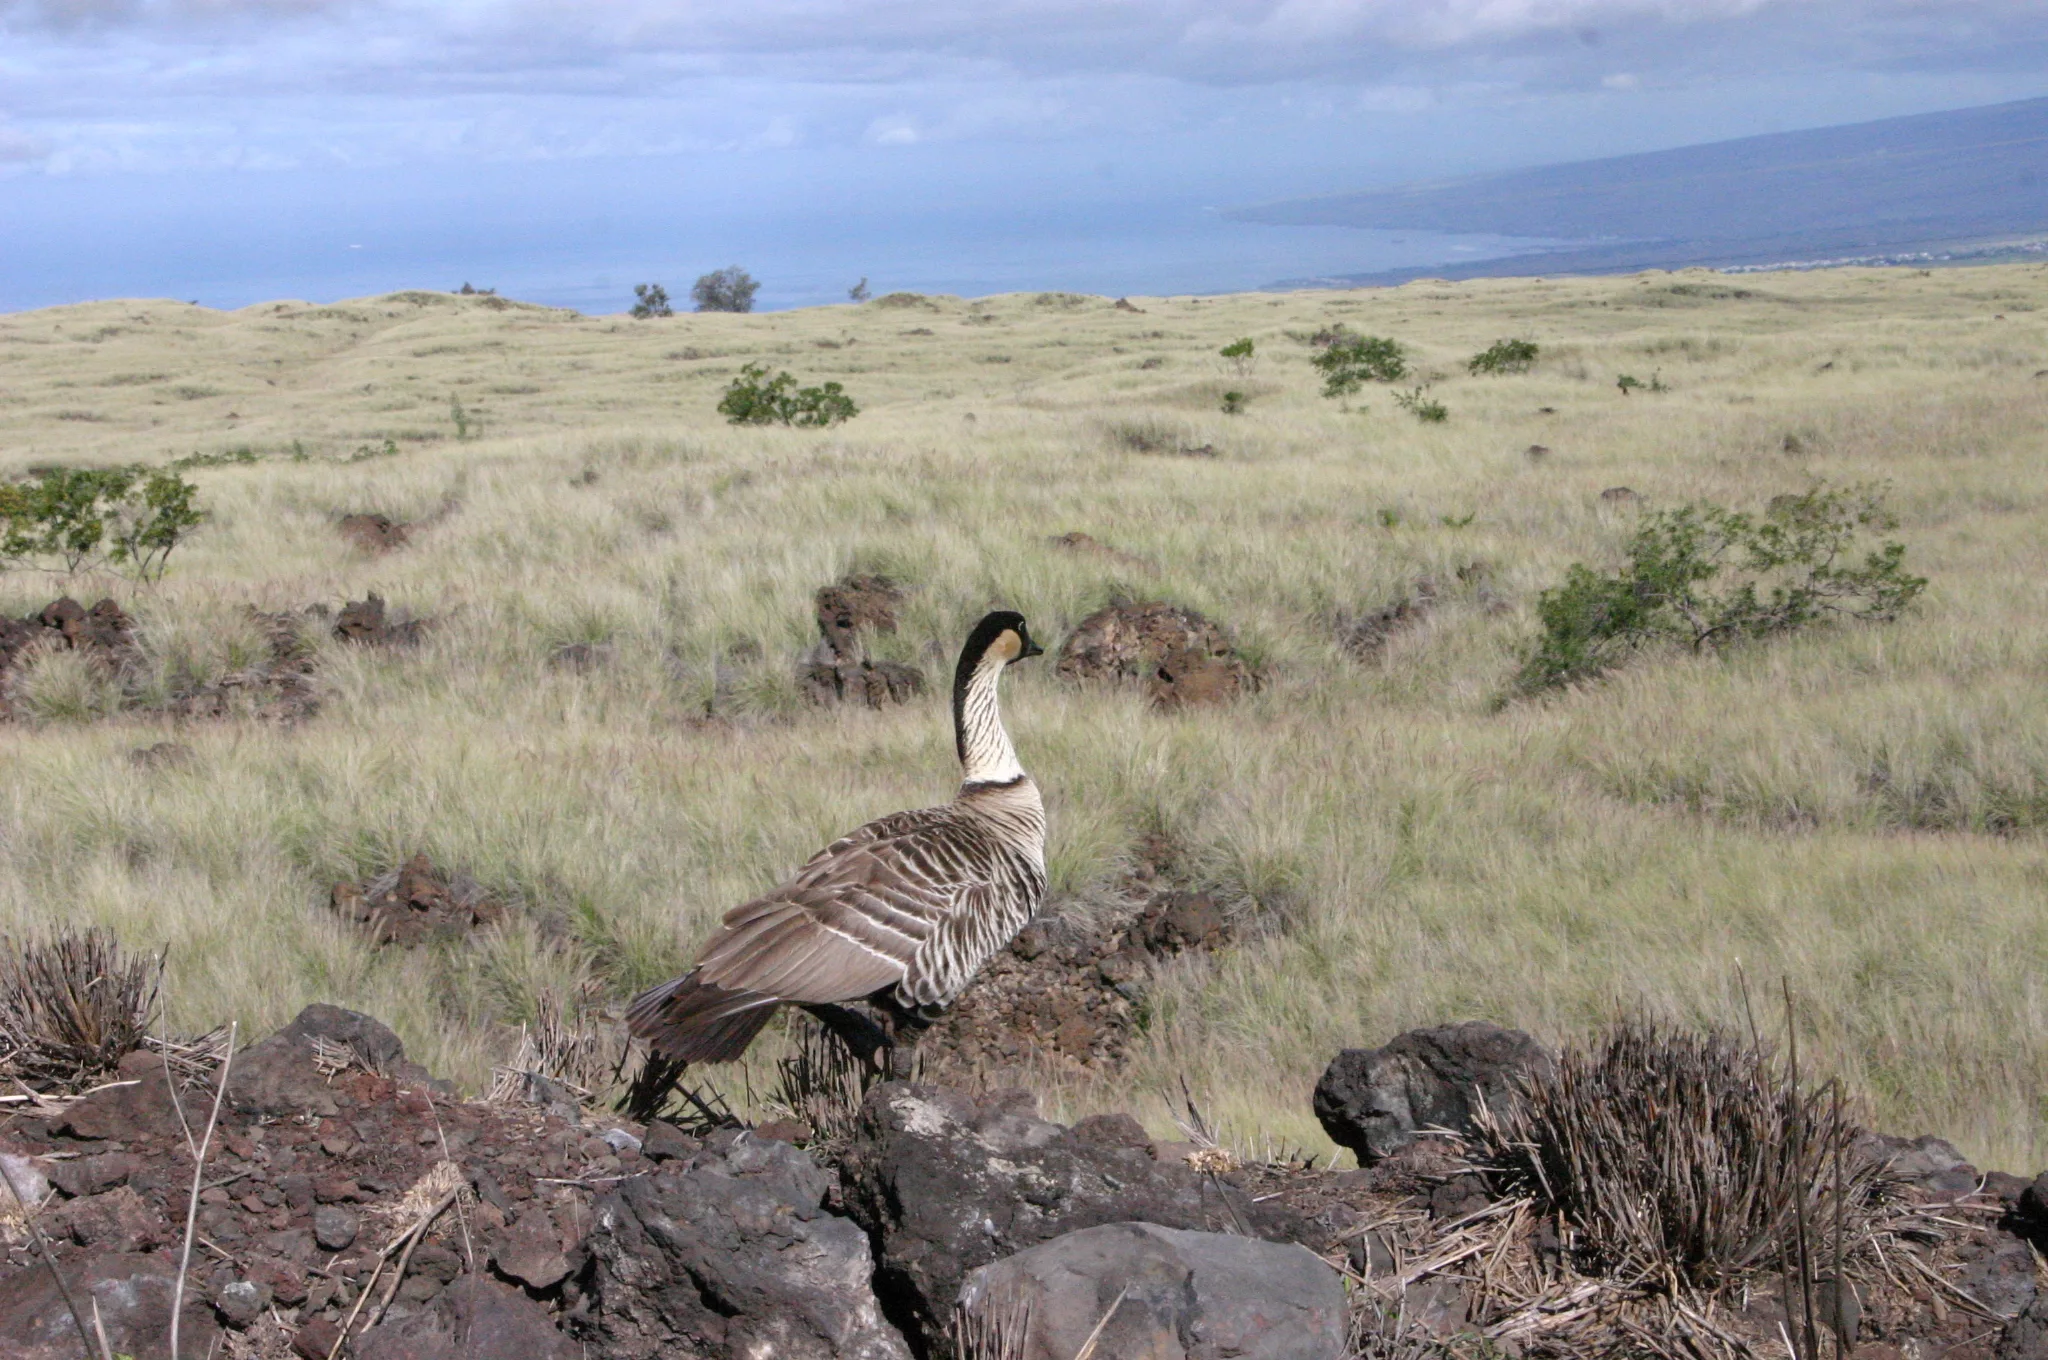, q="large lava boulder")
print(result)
[226,1003,445,1118]
[838,1083,1310,1358]
[1055,600,1255,709]
[958,1221,1348,1360]
[1313,1021,1550,1166]
[579,1129,910,1360]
